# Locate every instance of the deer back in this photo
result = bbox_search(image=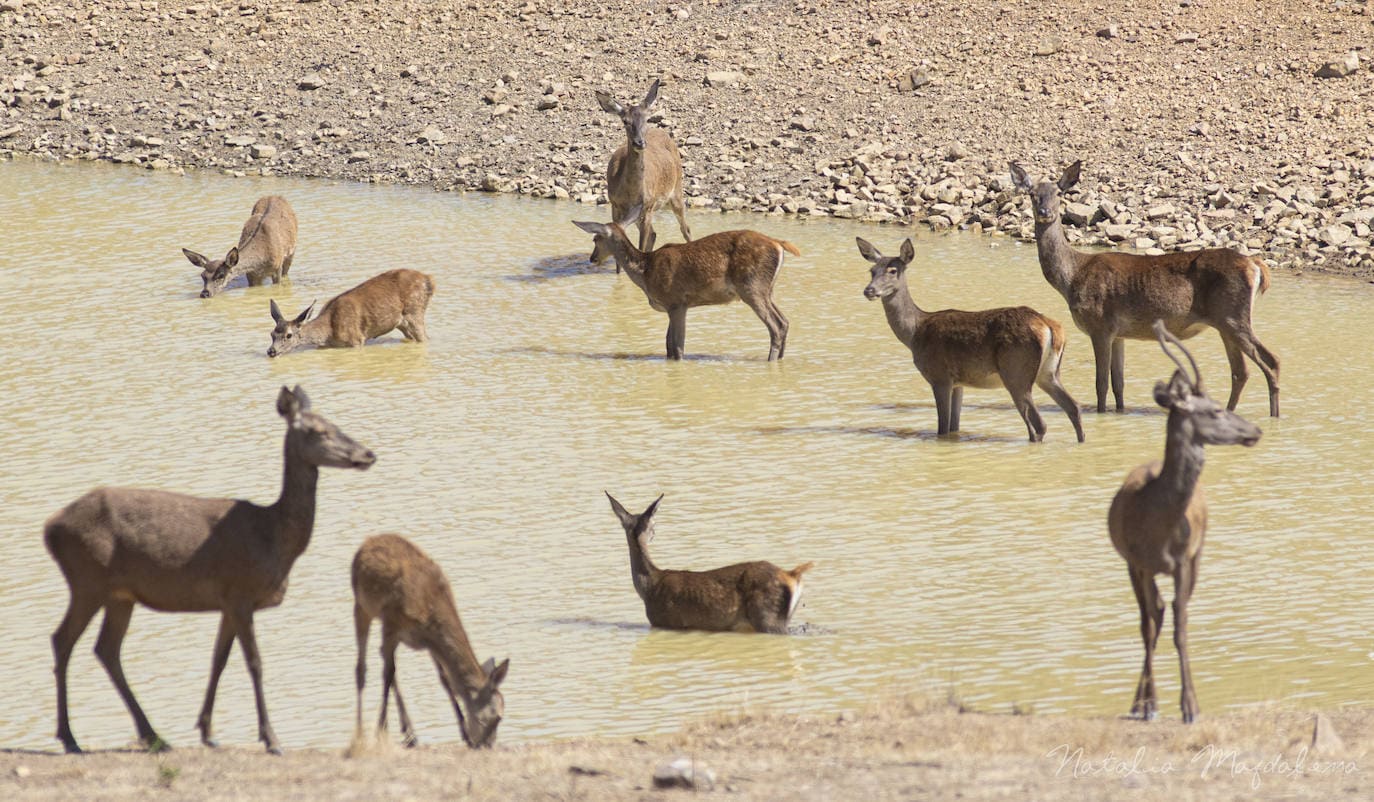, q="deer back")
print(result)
[646,561,806,633]
[910,306,1055,389]
[237,196,298,277]
[312,269,435,344]
[641,230,789,308]
[352,534,471,652]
